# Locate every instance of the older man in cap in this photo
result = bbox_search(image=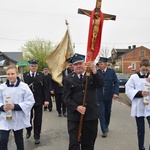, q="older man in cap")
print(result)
[97,57,119,138]
[62,53,104,150]
[23,60,49,144]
